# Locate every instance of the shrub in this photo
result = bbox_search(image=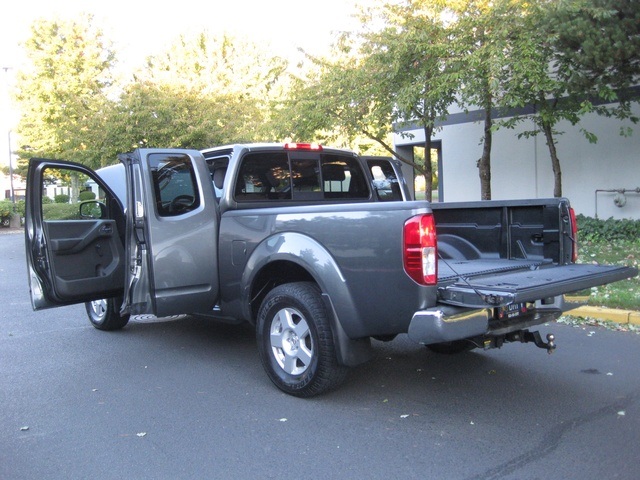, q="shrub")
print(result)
[15,200,25,218]
[79,190,96,201]
[0,200,12,218]
[577,215,640,243]
[54,194,70,204]
[43,203,79,220]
